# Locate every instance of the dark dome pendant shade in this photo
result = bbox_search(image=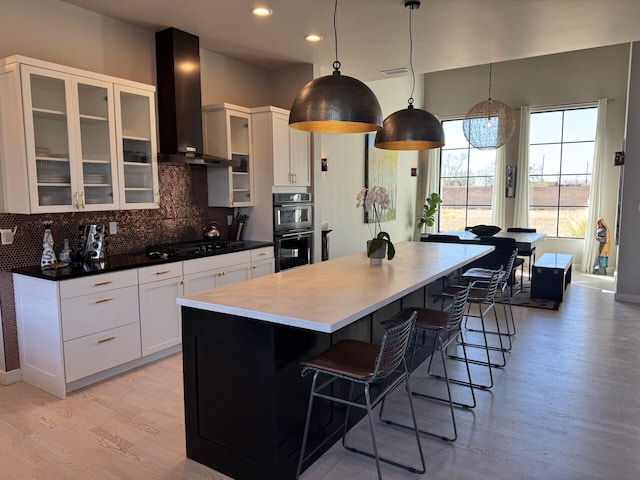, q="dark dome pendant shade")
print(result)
[374,0,445,151]
[375,104,444,150]
[289,62,383,134]
[288,0,383,134]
